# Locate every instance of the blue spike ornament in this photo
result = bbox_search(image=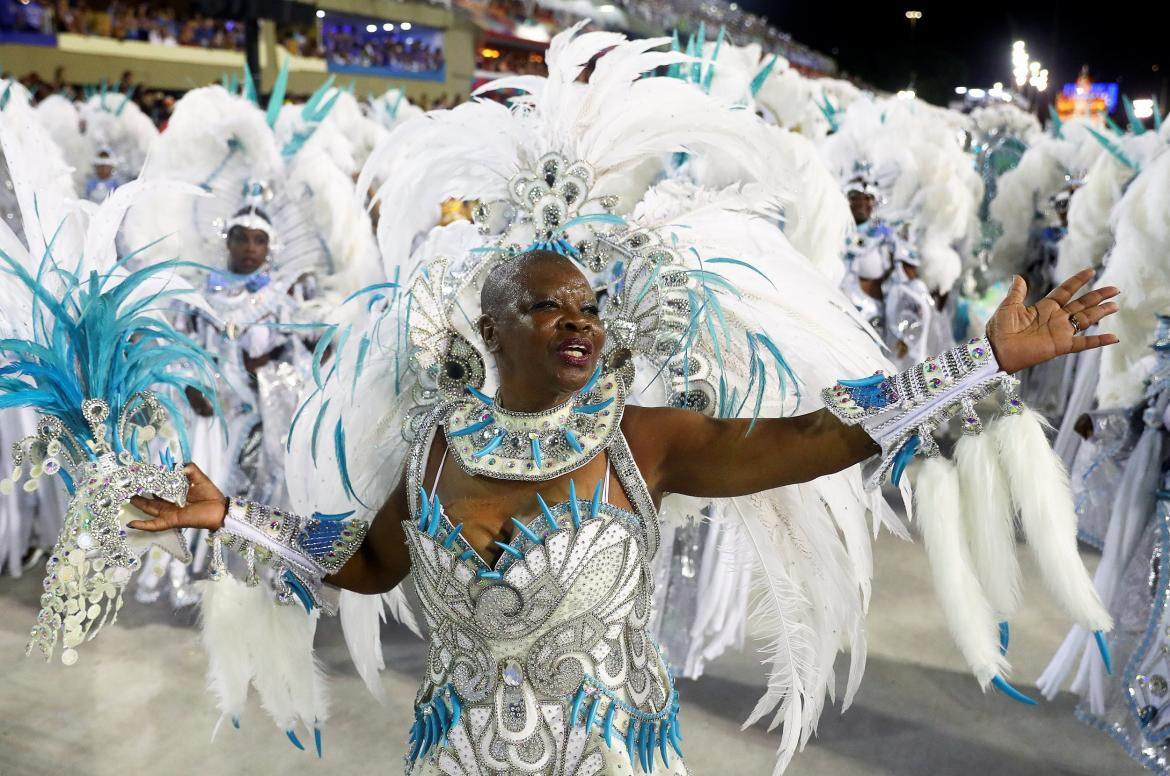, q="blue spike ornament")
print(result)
[537,493,560,531]
[569,479,582,528]
[511,517,544,546]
